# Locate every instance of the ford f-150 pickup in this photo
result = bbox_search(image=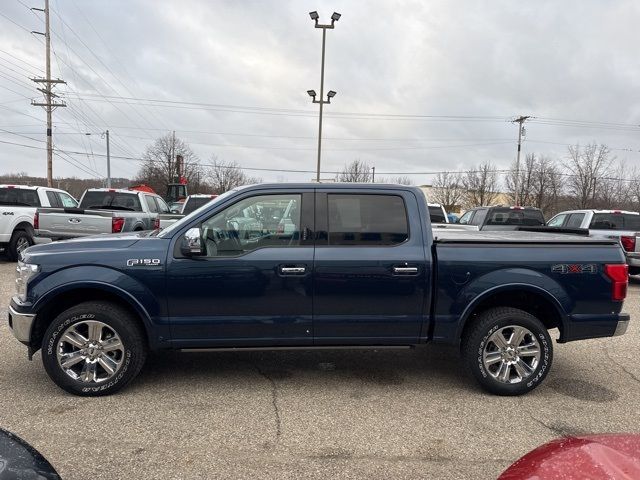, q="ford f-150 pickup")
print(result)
[35,188,170,240]
[7,183,629,397]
